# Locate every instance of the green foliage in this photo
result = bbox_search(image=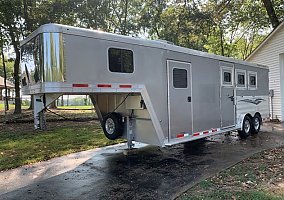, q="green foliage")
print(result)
[0,0,284,110]
[202,0,271,58]
[0,57,14,81]
[159,5,212,51]
[21,99,30,107]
